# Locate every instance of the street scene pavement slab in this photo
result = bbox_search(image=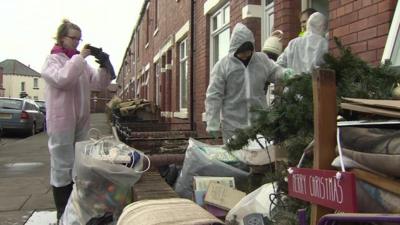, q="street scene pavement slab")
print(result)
[0,113,111,224]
